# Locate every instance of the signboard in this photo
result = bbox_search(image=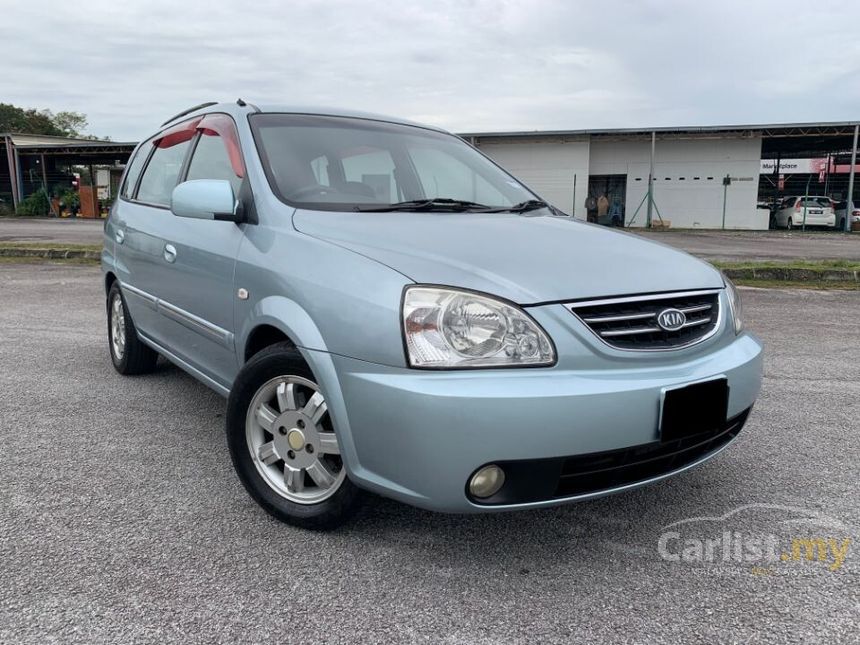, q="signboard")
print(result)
[761,158,860,174]
[760,159,822,174]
